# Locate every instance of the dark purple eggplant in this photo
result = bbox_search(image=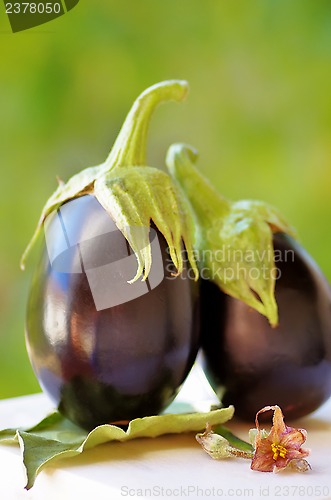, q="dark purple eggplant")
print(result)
[26,194,199,430]
[23,82,200,430]
[201,233,331,422]
[166,144,331,422]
